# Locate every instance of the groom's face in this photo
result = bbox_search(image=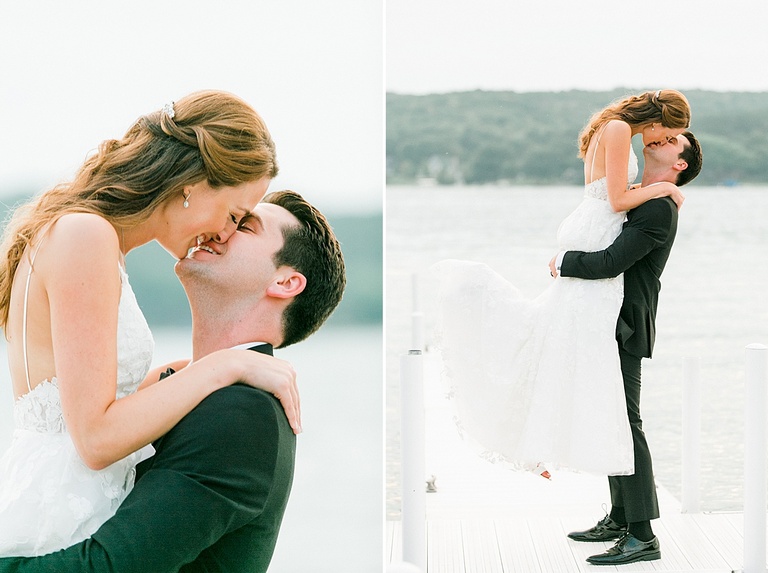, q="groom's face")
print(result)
[176,202,300,298]
[644,134,690,172]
